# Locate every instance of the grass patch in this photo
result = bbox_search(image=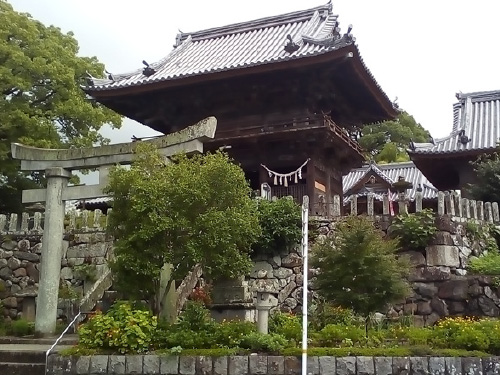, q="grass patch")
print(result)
[157,348,247,356]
